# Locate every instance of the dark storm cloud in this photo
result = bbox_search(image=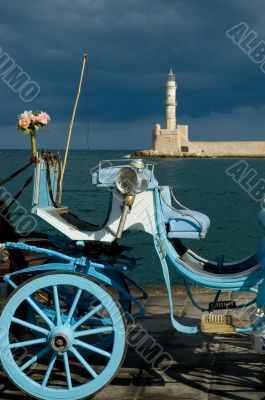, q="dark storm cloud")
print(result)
[0,0,265,149]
